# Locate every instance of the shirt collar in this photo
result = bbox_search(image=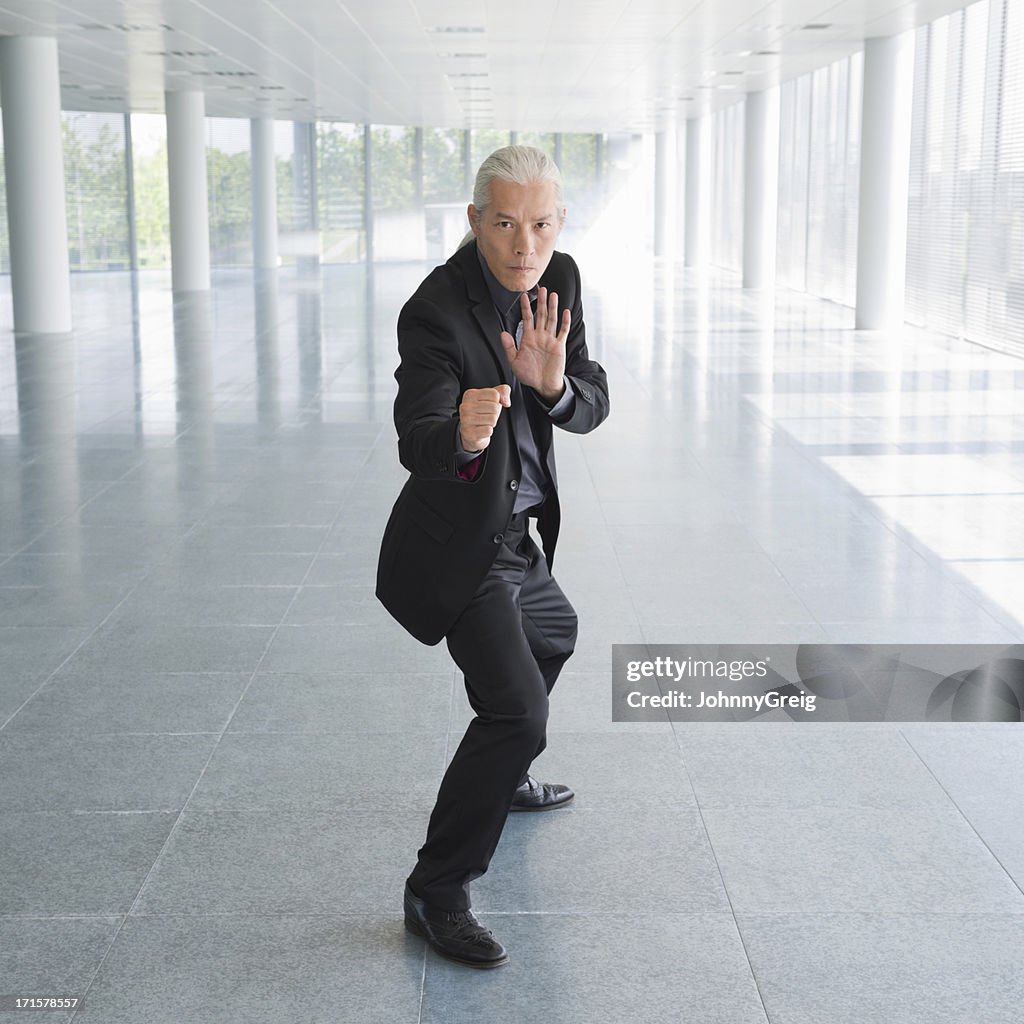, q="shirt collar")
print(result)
[475,242,536,322]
